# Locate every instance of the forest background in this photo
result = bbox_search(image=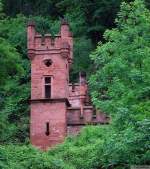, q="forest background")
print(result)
[0,0,149,169]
